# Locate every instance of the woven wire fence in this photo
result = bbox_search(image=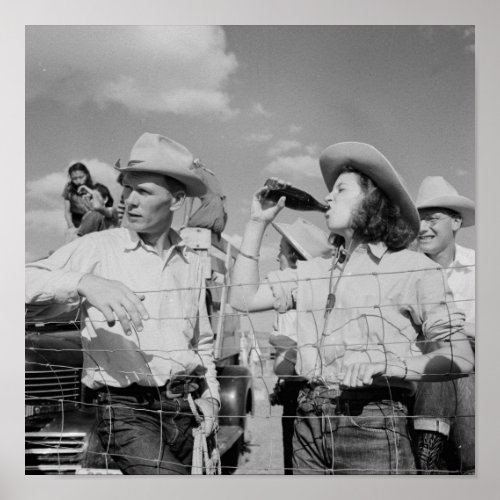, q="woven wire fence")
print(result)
[25,263,475,475]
